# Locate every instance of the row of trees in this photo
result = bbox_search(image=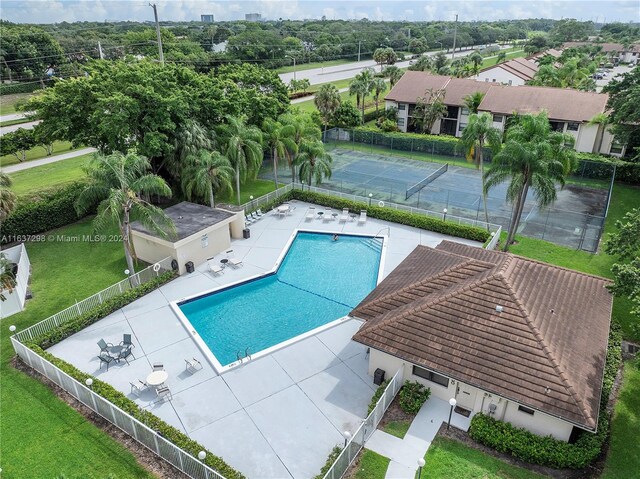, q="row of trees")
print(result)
[0,125,60,162]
